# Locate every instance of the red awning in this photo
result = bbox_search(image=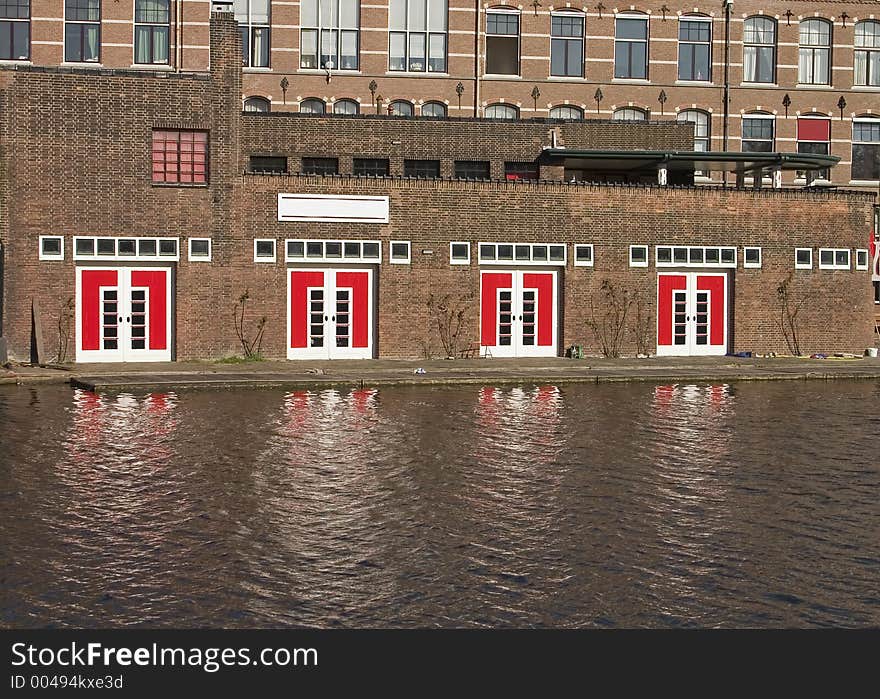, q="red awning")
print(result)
[797,118,830,142]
